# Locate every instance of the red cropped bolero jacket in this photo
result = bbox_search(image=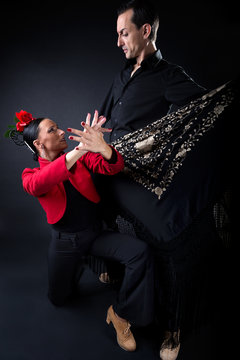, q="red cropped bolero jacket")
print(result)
[22,148,124,224]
